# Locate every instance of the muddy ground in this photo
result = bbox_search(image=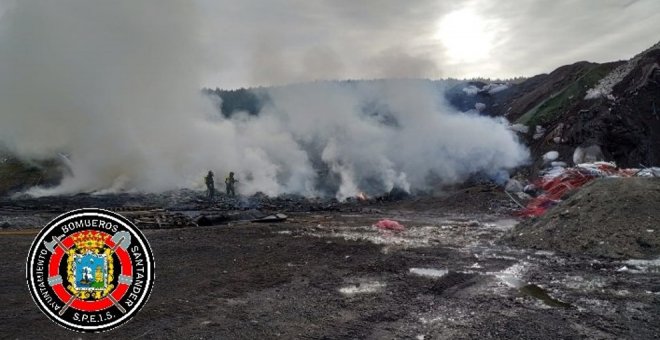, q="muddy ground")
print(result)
[1,190,659,339]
